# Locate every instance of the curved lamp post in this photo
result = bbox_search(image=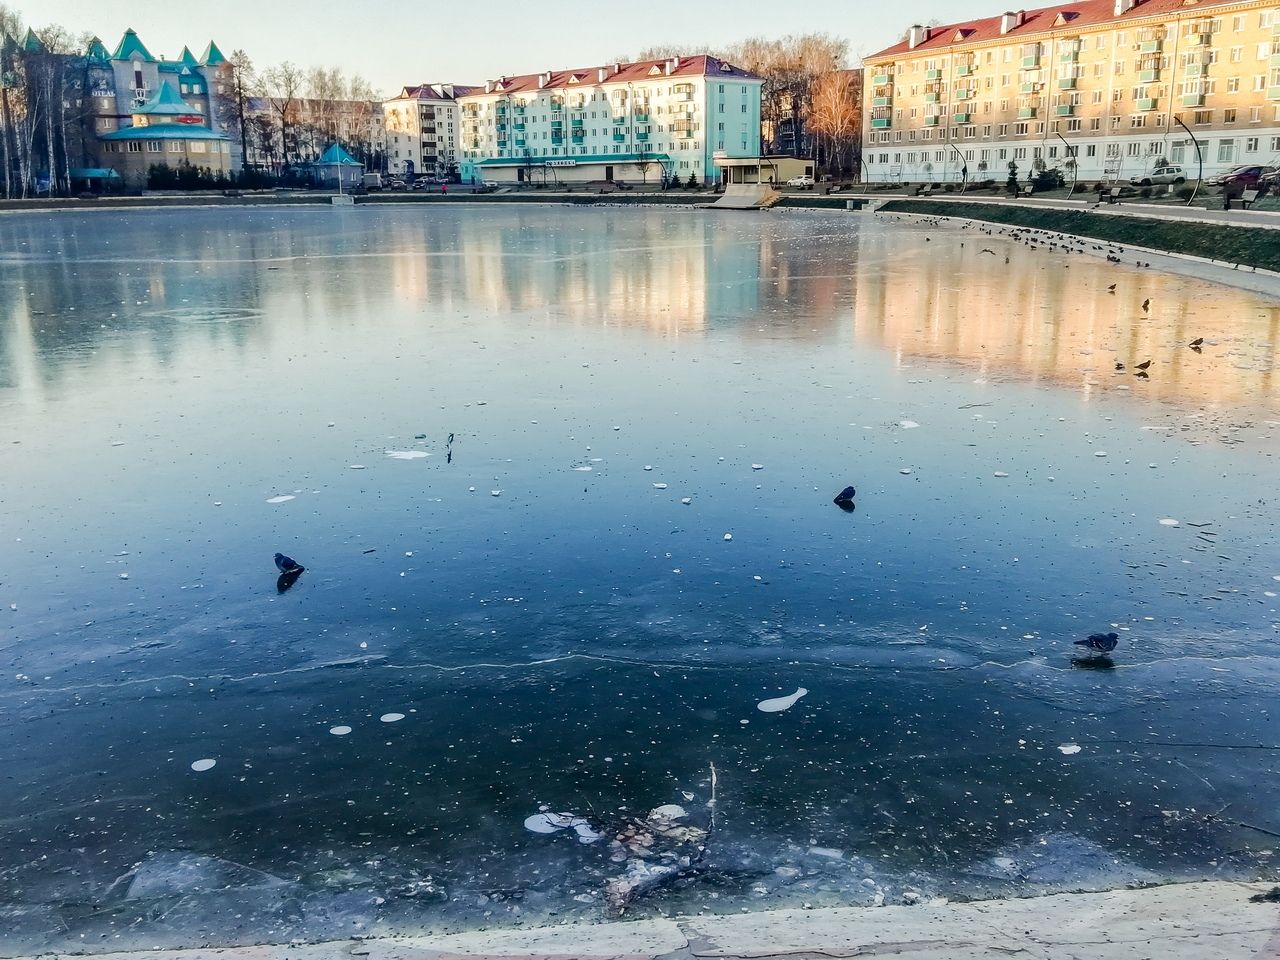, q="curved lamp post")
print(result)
[947,140,968,194]
[1055,132,1077,200]
[1175,116,1202,207]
